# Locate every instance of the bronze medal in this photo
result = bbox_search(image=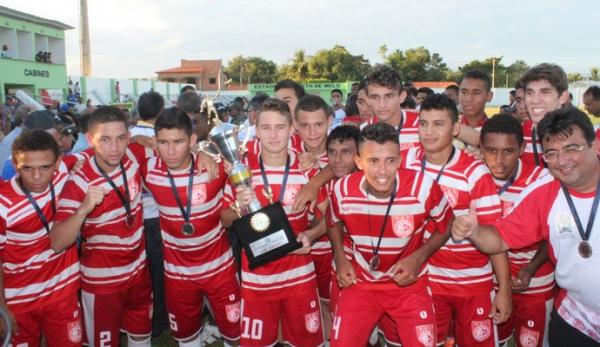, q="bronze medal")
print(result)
[181,222,195,236]
[578,241,592,259]
[369,255,380,272]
